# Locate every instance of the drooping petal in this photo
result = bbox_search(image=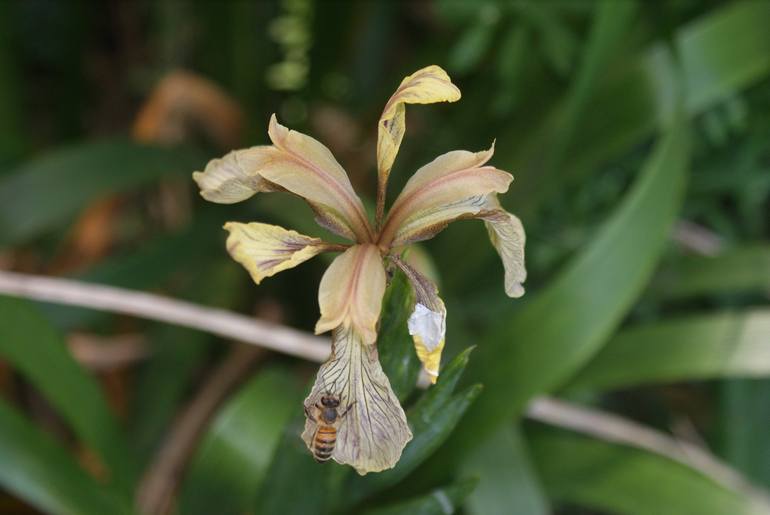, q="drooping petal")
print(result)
[315,244,386,345]
[302,325,412,475]
[376,65,461,219]
[379,143,512,247]
[192,146,280,203]
[392,257,446,383]
[479,196,527,298]
[192,115,373,242]
[223,222,335,285]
